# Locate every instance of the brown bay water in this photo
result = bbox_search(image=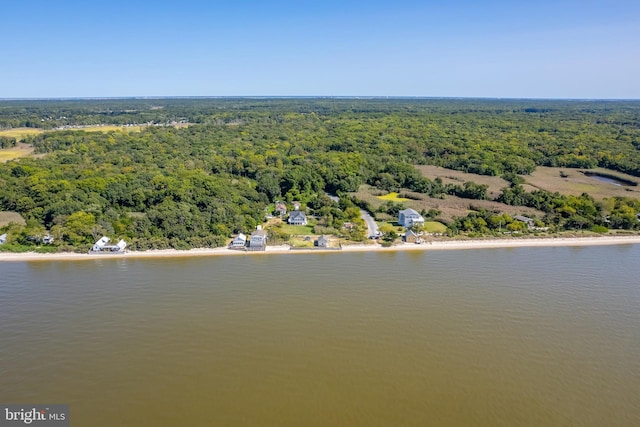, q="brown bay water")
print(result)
[1,246,639,426]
